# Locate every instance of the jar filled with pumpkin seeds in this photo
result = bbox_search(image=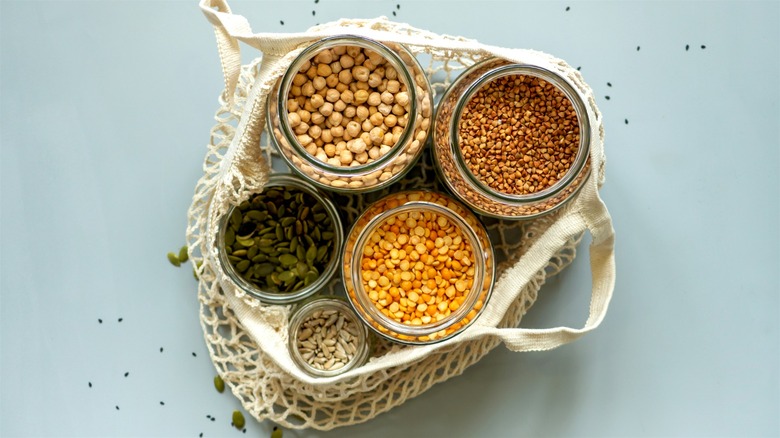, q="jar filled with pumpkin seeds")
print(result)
[267,35,433,193]
[216,174,344,305]
[288,295,371,377]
